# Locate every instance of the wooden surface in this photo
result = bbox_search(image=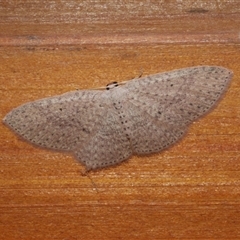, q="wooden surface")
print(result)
[0,1,240,239]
